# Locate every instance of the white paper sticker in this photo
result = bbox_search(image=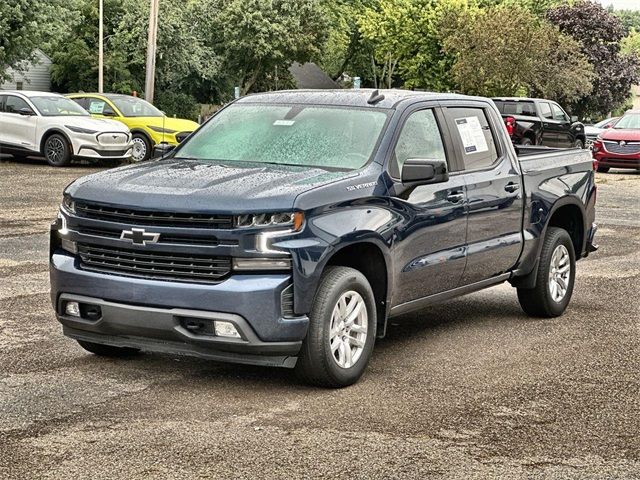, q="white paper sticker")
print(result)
[88,101,105,114]
[455,116,488,154]
[273,120,295,126]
